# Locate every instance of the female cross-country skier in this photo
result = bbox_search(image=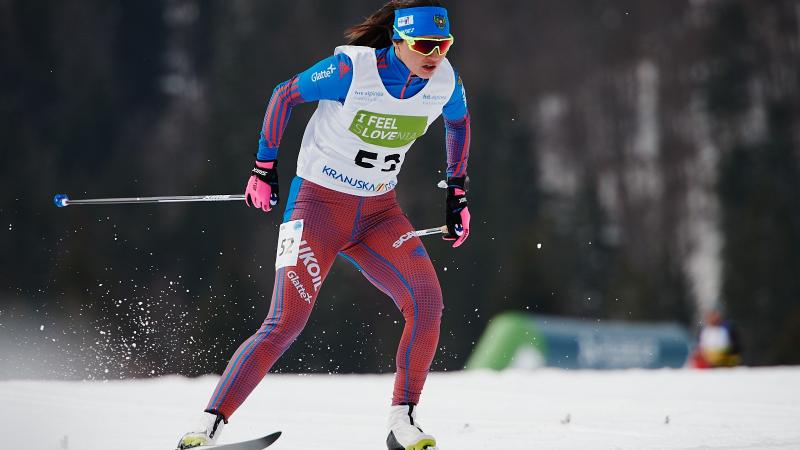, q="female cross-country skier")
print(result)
[177,1,470,449]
